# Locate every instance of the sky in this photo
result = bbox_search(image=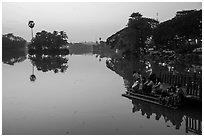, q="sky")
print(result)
[2,2,202,42]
